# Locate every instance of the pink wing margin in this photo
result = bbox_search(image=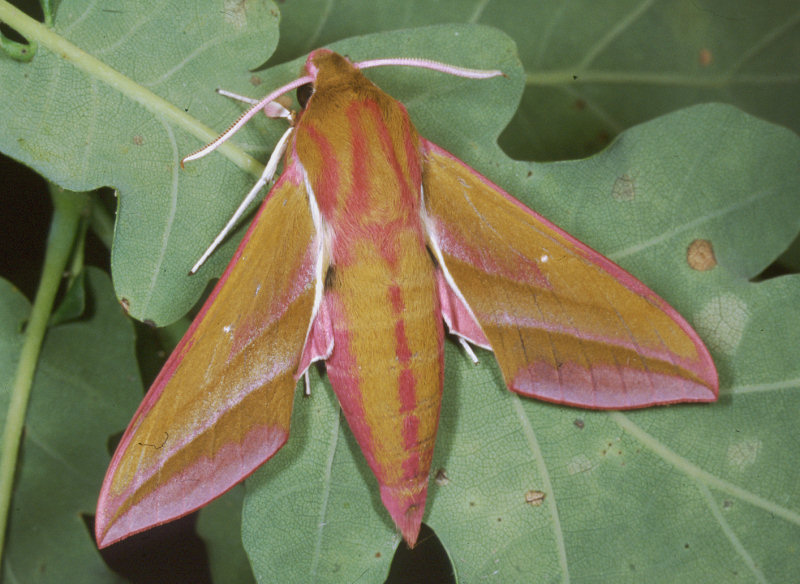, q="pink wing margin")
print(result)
[422,140,718,409]
[96,160,320,547]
